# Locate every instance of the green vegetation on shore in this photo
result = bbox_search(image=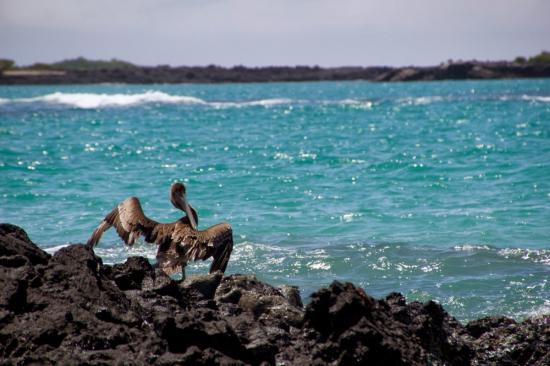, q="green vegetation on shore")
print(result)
[0,59,15,71]
[0,57,136,71]
[48,57,137,70]
[514,51,550,64]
